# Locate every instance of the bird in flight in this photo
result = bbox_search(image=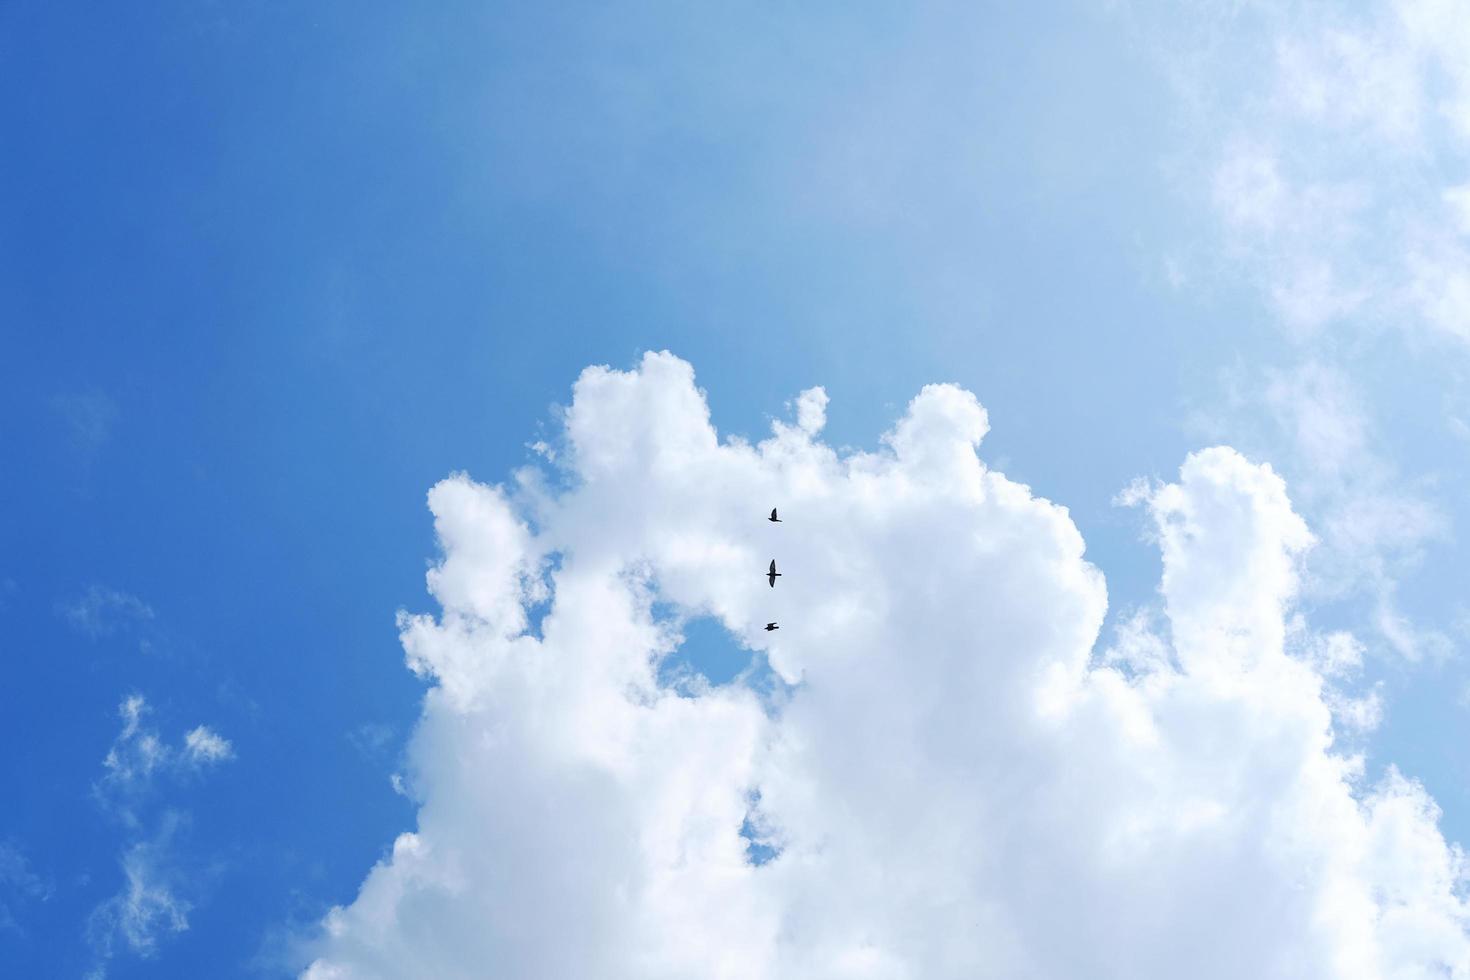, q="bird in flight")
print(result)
[768,508,781,523]
[767,559,781,587]
[764,622,779,631]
